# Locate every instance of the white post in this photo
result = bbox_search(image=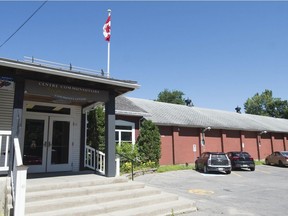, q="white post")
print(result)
[107,9,111,78]
[13,138,28,216]
[14,166,28,216]
[115,155,120,176]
